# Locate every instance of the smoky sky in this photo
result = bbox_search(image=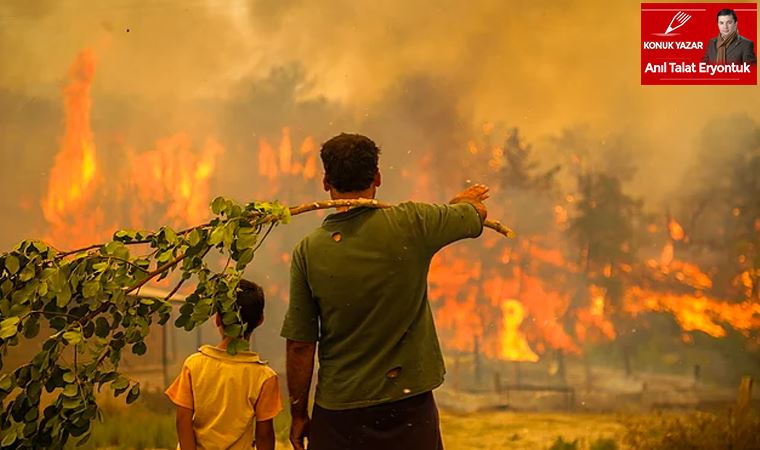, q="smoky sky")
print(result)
[2,0,760,247]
